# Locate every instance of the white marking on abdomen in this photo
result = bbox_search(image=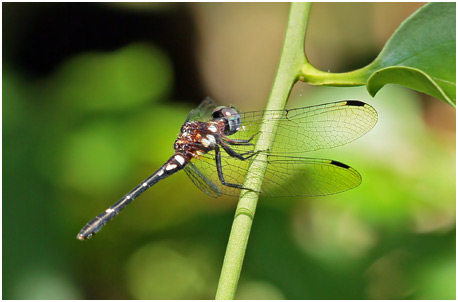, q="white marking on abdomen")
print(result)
[174,154,186,165]
[166,163,177,171]
[105,208,114,214]
[157,169,164,176]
